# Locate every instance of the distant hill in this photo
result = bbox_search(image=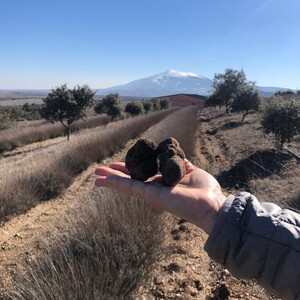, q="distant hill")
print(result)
[96,69,293,98]
[0,89,49,99]
[96,69,213,97]
[1,70,294,100]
